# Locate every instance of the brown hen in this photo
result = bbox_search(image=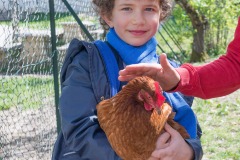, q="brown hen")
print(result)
[97,76,189,160]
